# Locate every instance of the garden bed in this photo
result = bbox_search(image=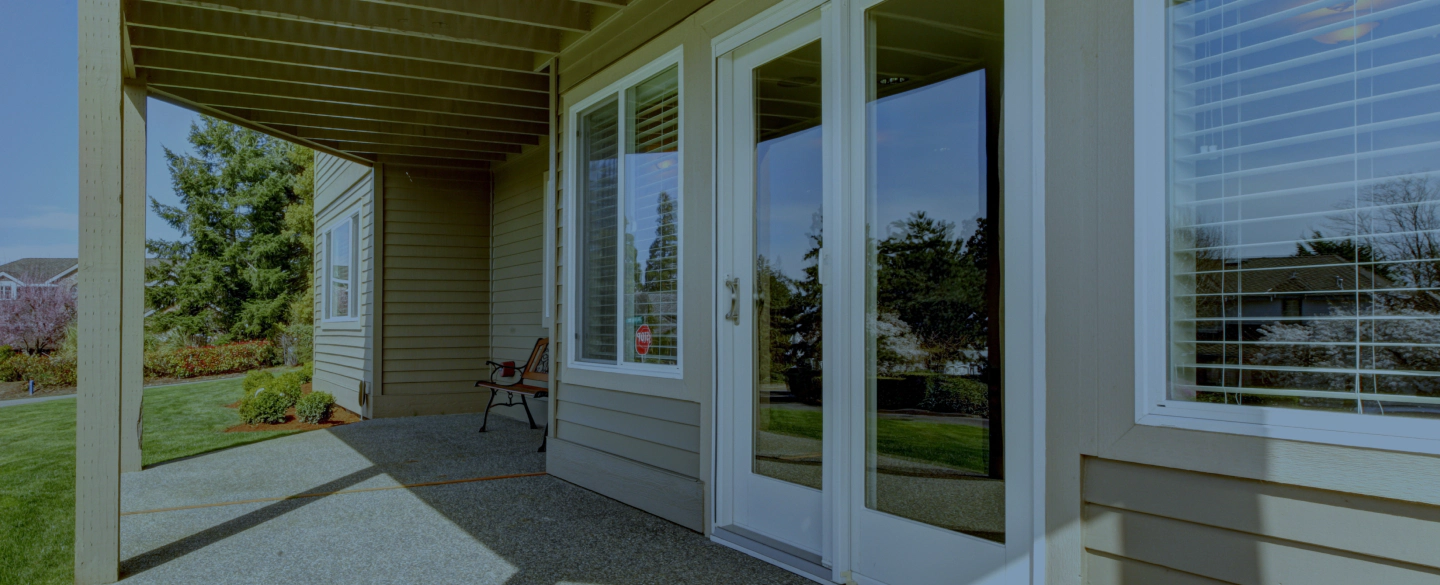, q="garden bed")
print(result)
[223,383,360,433]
